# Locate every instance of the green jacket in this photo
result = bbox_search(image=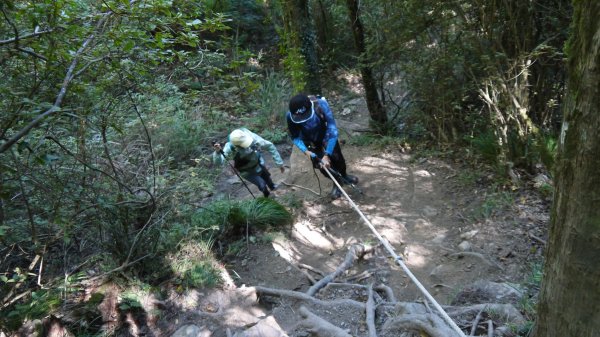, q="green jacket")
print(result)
[213,128,284,177]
